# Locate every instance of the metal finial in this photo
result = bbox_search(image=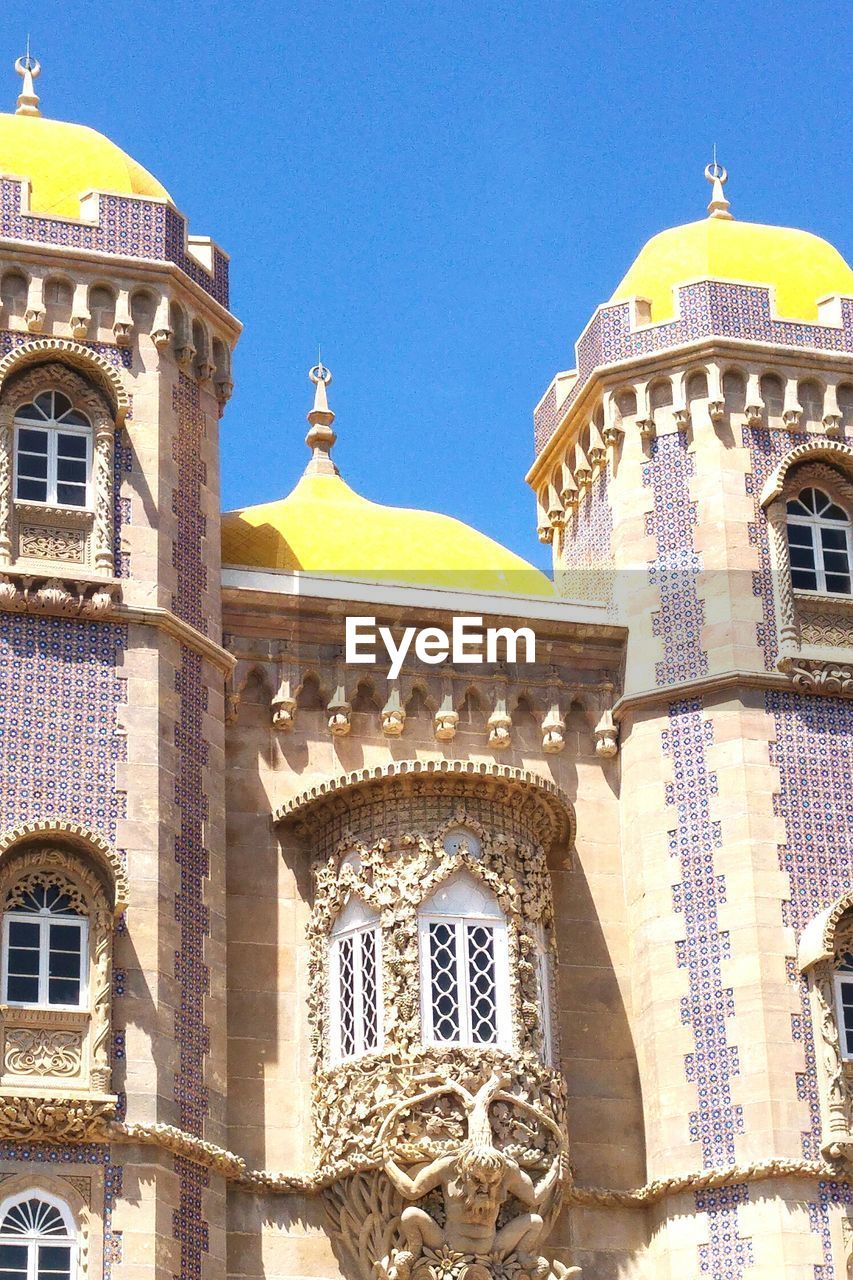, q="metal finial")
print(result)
[705,156,732,221]
[309,361,332,387]
[14,44,41,117]
[305,359,337,476]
